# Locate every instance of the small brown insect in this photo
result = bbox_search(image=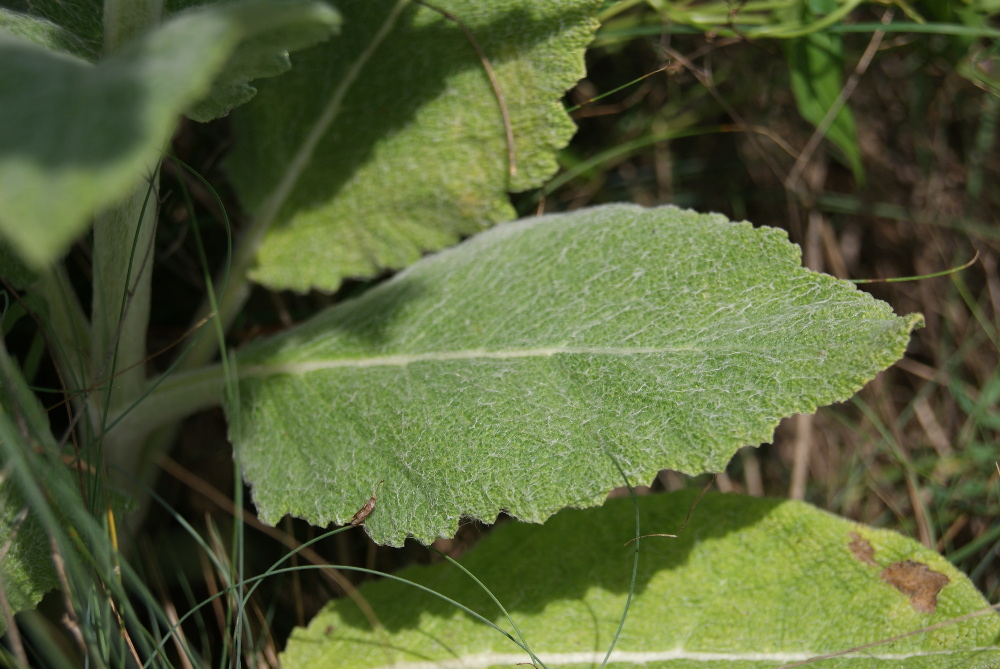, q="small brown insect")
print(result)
[349,479,384,526]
